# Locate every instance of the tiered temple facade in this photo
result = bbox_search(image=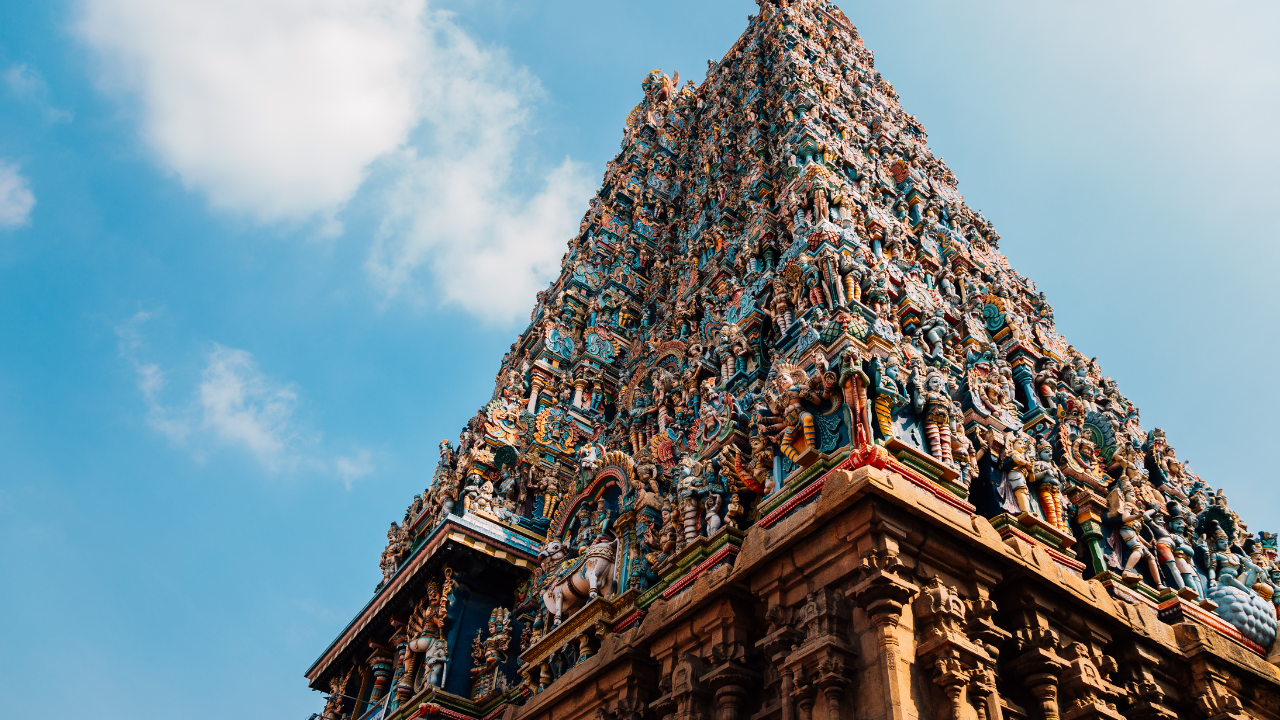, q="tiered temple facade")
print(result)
[305,3,1280,720]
